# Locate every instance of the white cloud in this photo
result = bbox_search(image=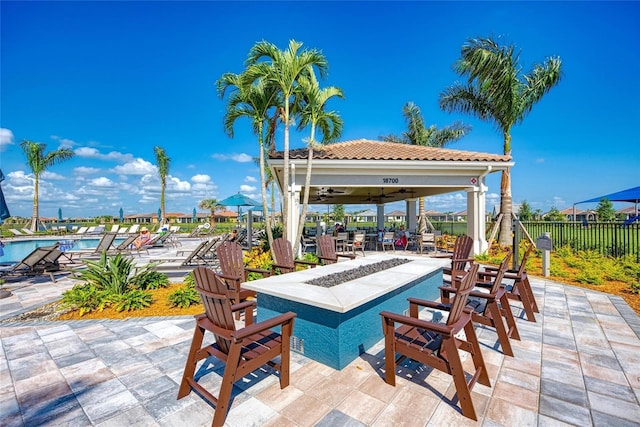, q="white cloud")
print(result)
[89,177,116,187]
[239,184,257,193]
[74,166,101,175]
[0,128,15,152]
[75,146,134,162]
[191,174,211,184]
[212,153,253,163]
[245,176,257,183]
[41,171,66,180]
[112,158,156,175]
